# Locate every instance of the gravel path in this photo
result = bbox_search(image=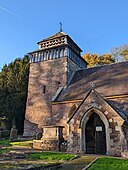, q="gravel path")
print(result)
[58,156,97,170]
